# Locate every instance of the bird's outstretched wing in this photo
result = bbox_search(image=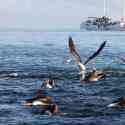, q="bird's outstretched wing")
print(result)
[84,41,107,65]
[68,37,82,63]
